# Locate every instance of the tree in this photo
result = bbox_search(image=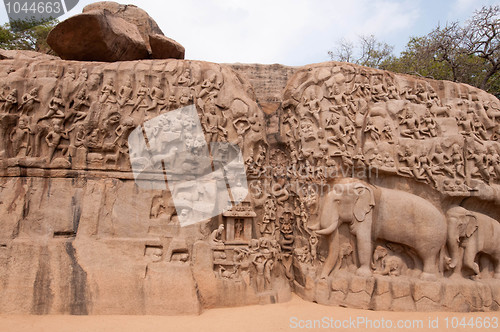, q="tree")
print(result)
[328,34,394,68]
[0,17,58,54]
[328,6,500,96]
